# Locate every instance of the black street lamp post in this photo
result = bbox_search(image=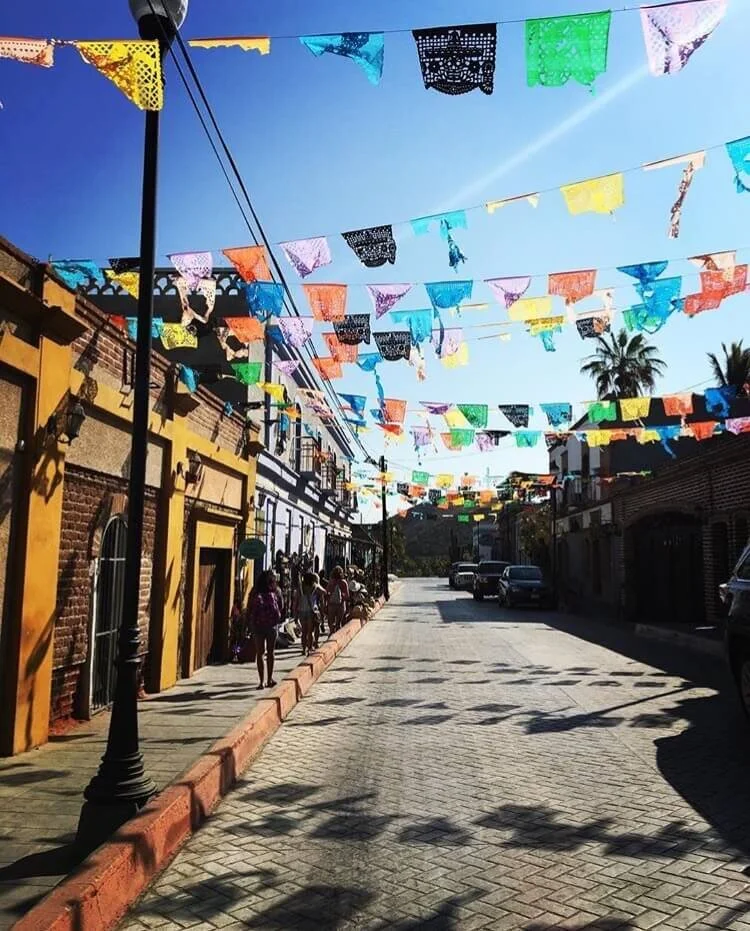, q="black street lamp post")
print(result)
[77,0,188,852]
